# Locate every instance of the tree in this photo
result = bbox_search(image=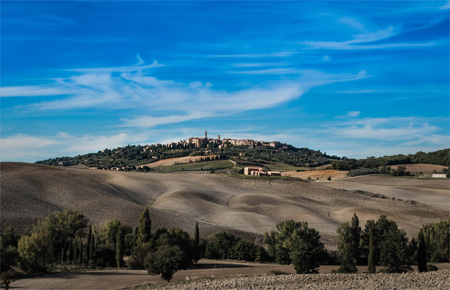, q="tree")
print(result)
[417,229,427,272]
[360,215,412,273]
[289,222,324,274]
[46,209,88,241]
[264,220,296,265]
[116,227,124,268]
[264,220,324,273]
[145,245,189,282]
[336,213,361,273]
[367,230,376,273]
[128,242,152,269]
[421,219,449,263]
[86,225,92,261]
[377,217,412,273]
[1,227,19,274]
[194,223,199,246]
[205,232,240,260]
[137,208,152,246]
[17,222,53,273]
